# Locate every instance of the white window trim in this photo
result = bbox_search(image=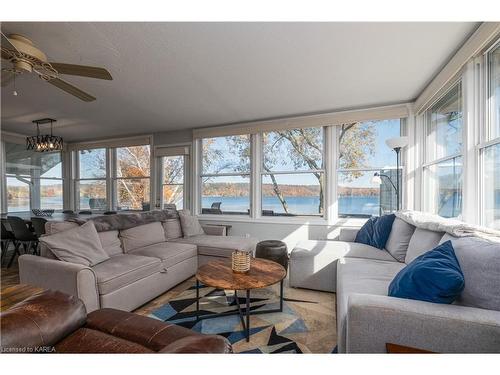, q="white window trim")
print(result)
[259,127,327,220]
[71,136,154,212]
[421,79,465,219]
[155,144,191,211]
[194,112,409,225]
[2,134,65,212]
